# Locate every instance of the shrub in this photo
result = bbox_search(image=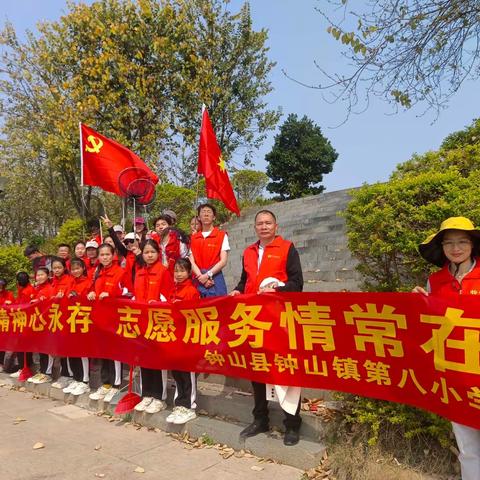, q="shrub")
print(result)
[0,245,31,289]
